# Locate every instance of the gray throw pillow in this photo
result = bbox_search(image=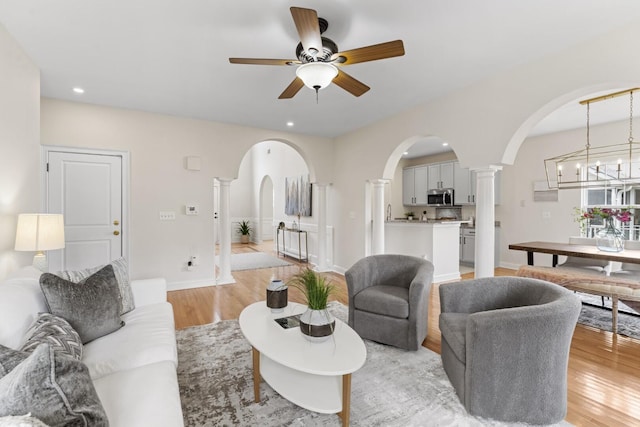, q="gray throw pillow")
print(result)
[55,257,135,315]
[0,345,26,378]
[0,343,108,427]
[40,265,124,344]
[20,313,83,361]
